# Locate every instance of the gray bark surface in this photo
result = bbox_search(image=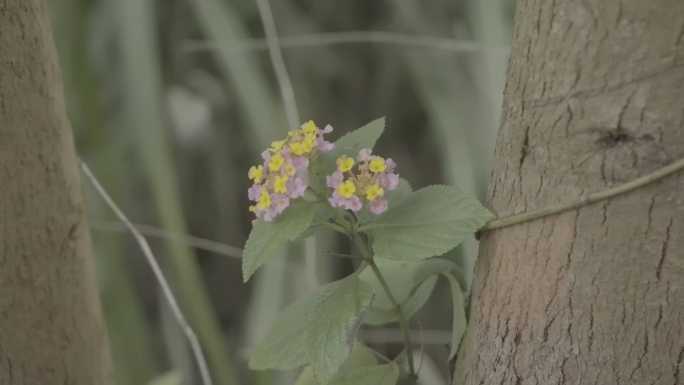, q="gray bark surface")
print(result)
[0,1,113,384]
[456,1,684,384]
